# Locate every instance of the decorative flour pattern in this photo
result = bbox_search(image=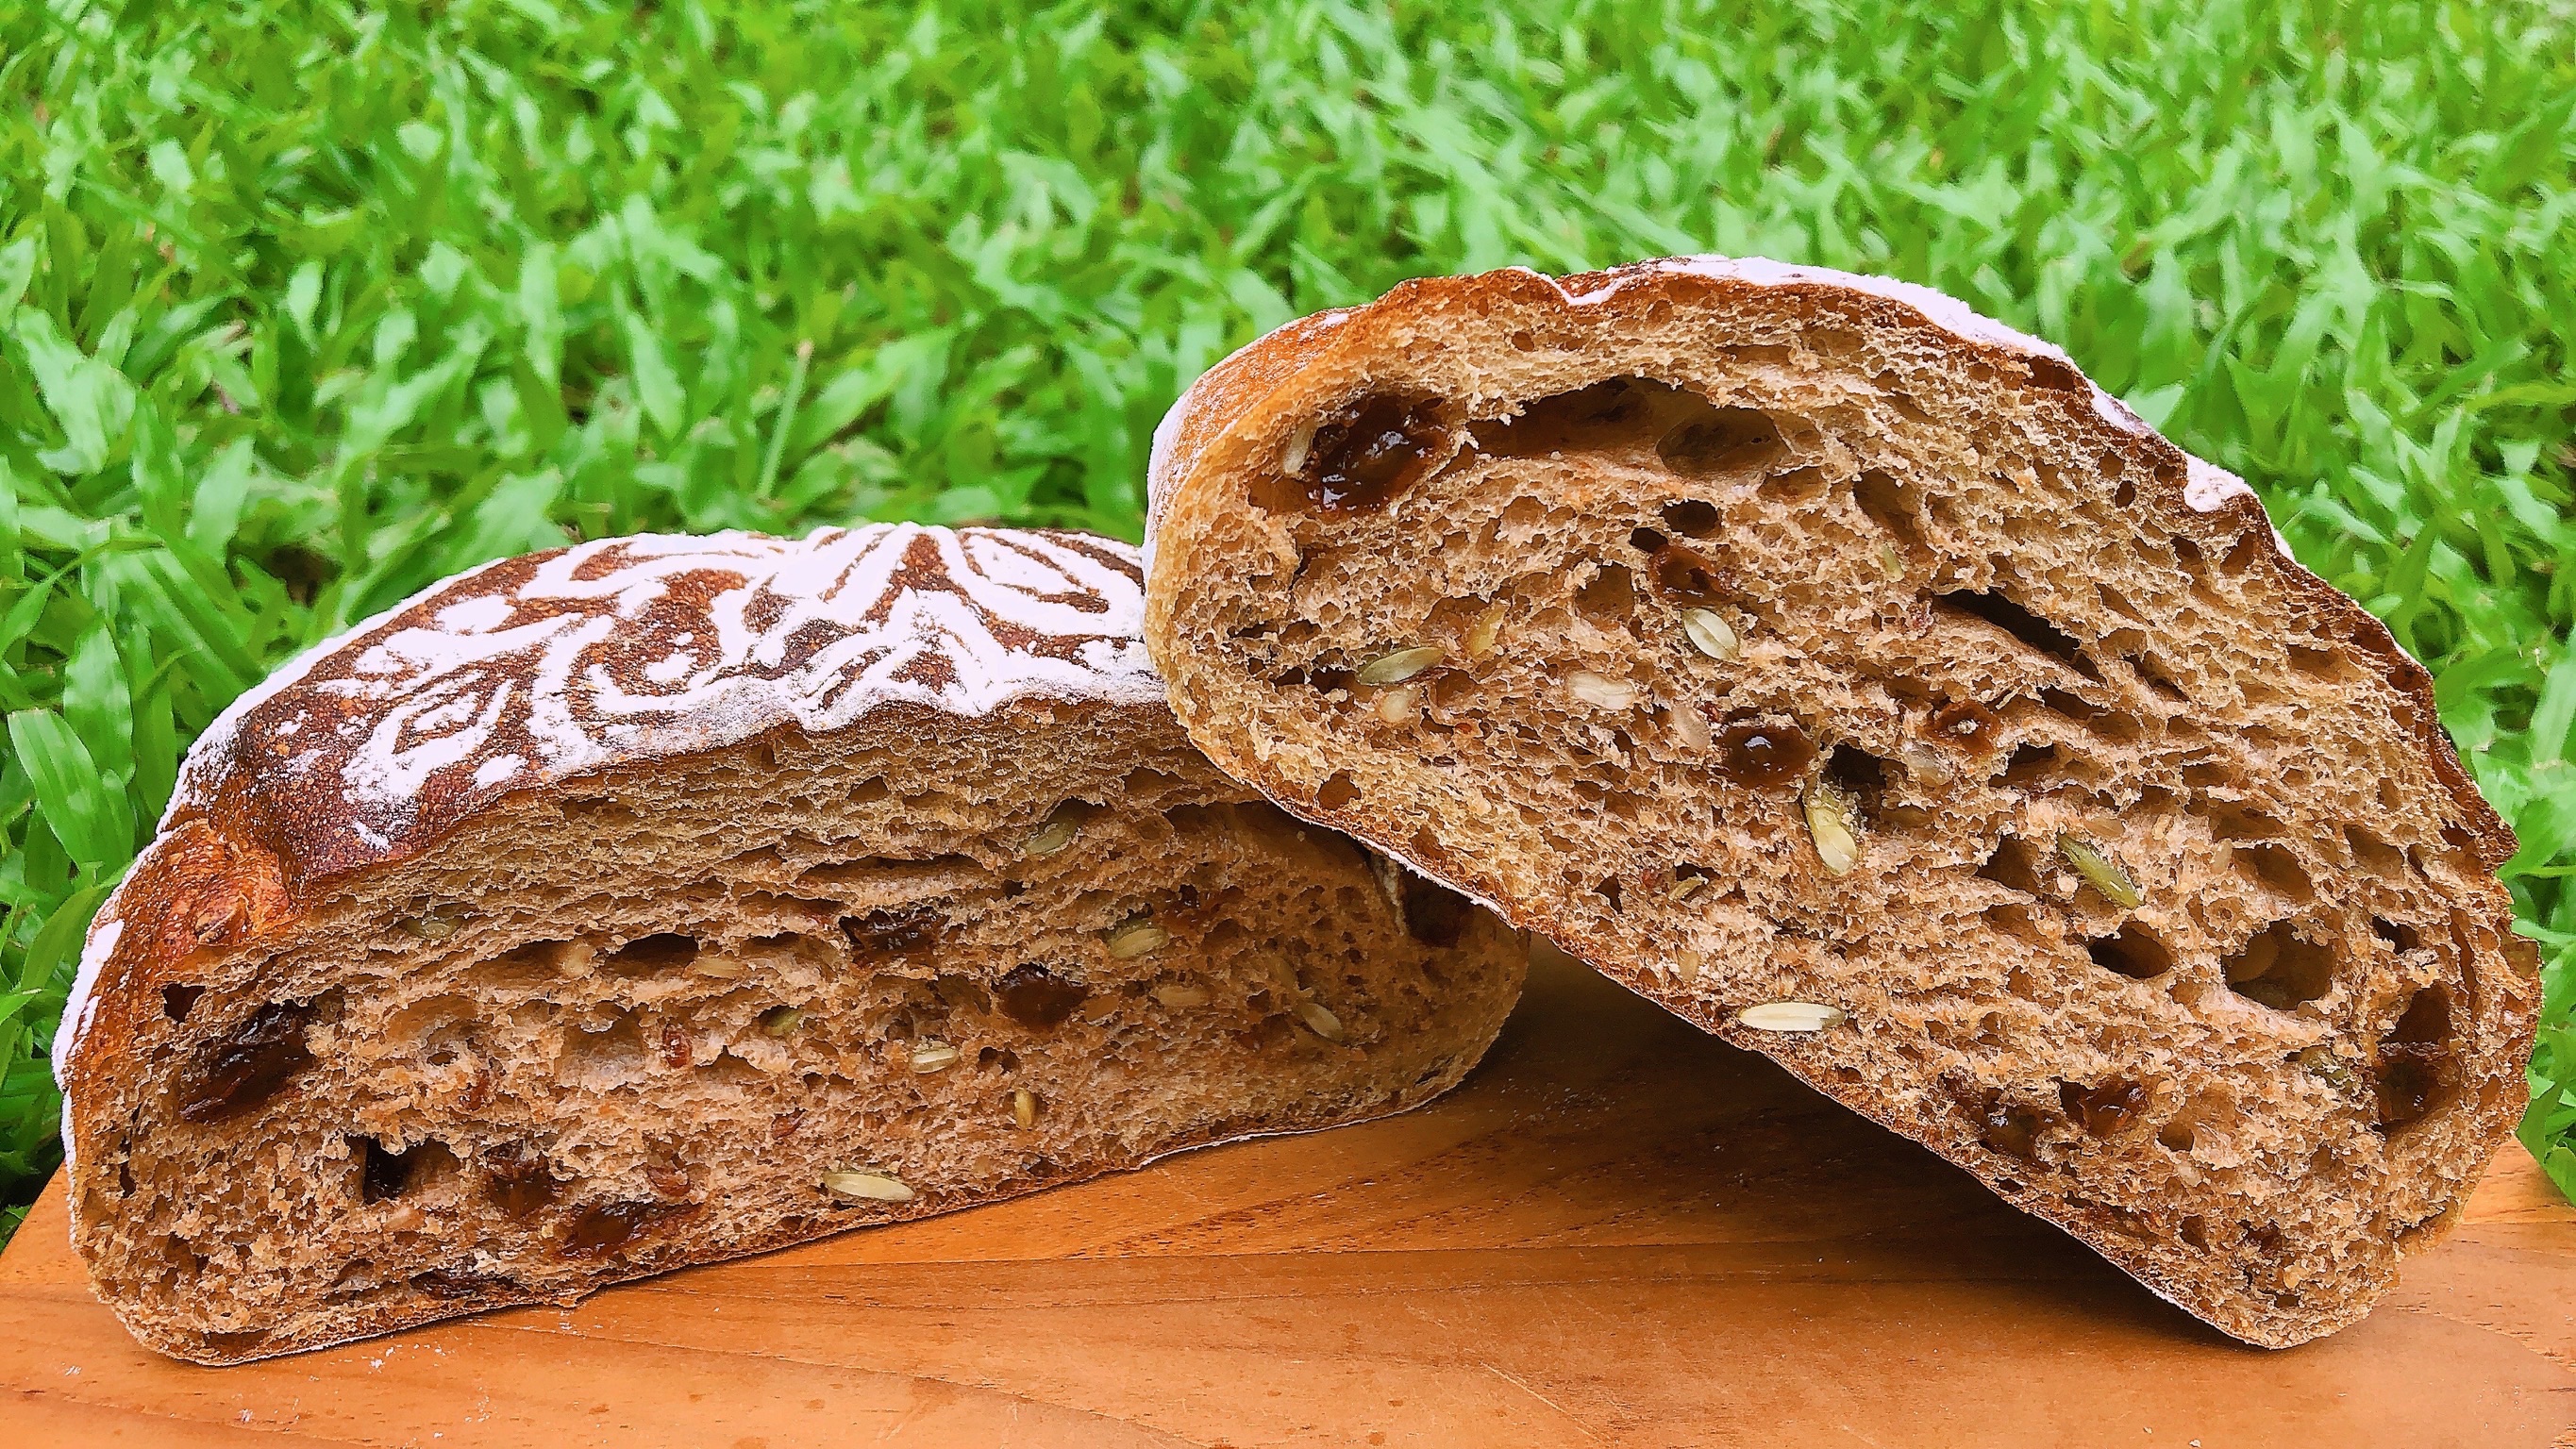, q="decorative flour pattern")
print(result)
[165,525,1163,885]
